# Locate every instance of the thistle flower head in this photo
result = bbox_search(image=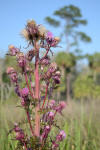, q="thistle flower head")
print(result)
[46,31,53,39]
[38,25,47,37]
[21,20,41,41]
[47,111,54,120]
[21,29,29,40]
[46,32,60,47]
